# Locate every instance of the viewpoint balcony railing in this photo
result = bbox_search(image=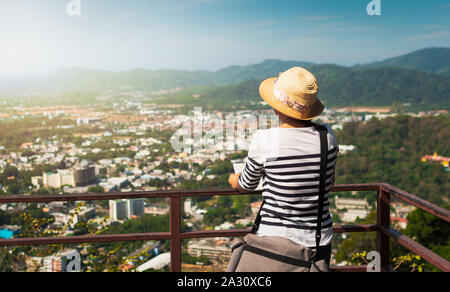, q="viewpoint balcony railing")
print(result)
[0,183,449,272]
